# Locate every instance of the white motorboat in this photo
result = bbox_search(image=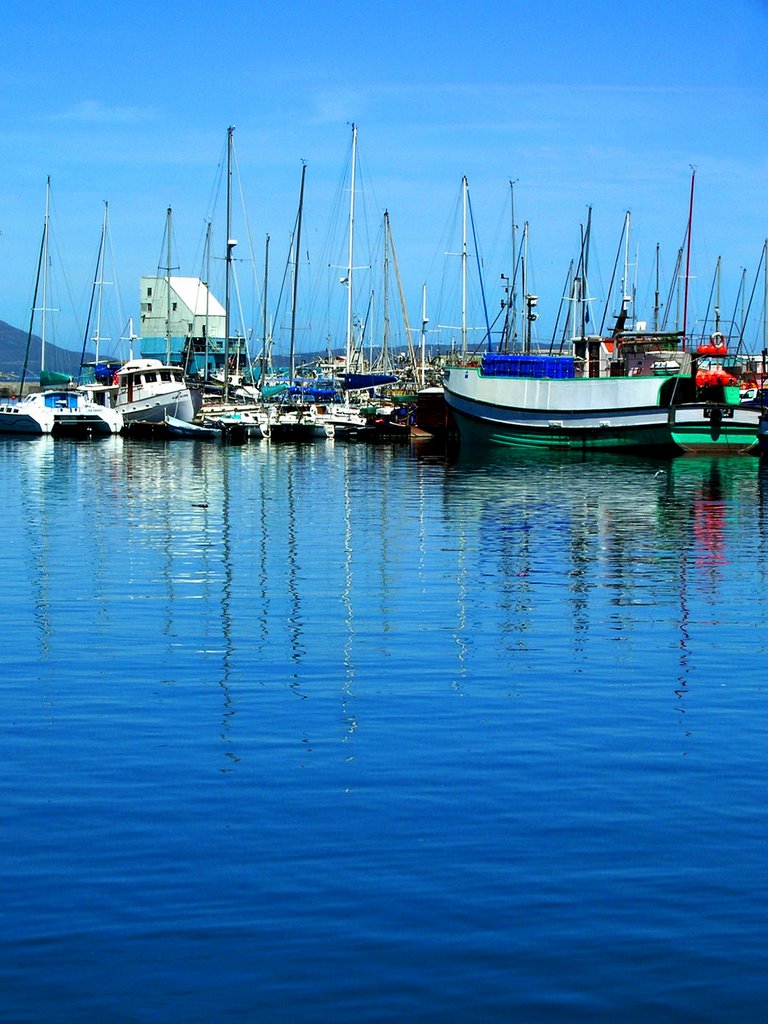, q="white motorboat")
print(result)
[99,358,196,425]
